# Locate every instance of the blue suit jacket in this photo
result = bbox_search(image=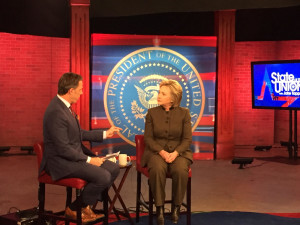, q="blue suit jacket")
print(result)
[39,96,103,181]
